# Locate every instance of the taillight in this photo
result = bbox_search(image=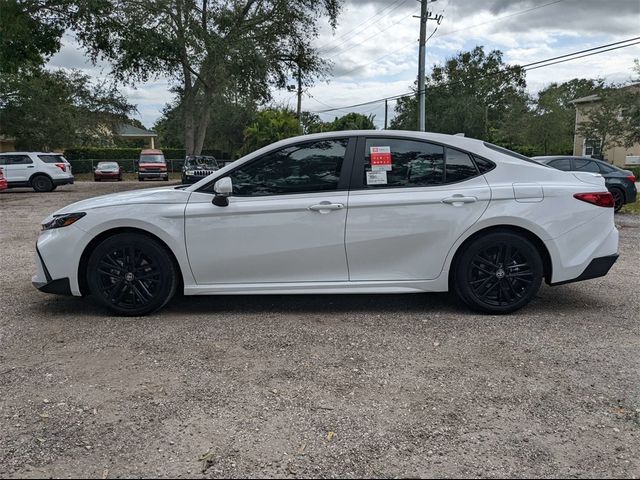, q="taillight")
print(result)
[628,175,636,183]
[574,192,615,208]
[55,163,67,172]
